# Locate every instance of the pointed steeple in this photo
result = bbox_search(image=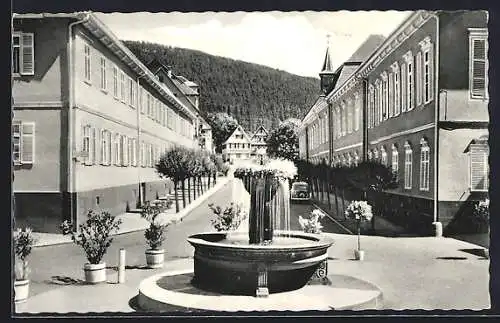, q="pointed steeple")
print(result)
[319,34,336,95]
[320,34,334,73]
